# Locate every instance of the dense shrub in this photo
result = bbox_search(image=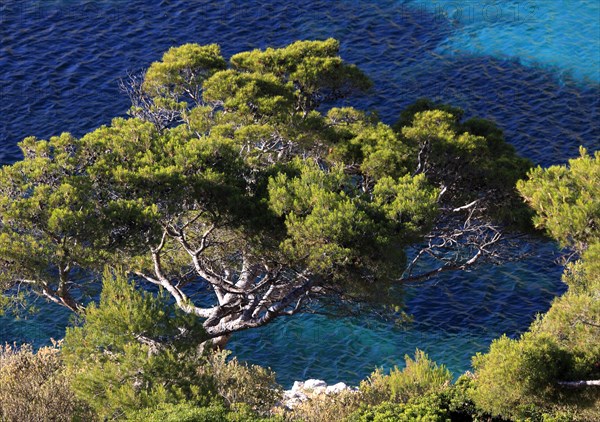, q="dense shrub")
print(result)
[0,342,94,422]
[281,369,489,422]
[201,350,282,415]
[127,402,230,422]
[471,246,600,421]
[283,389,363,422]
[348,373,507,422]
[127,402,279,422]
[61,268,287,420]
[62,268,216,420]
[348,394,451,422]
[441,373,483,421]
[360,349,452,405]
[539,245,600,380]
[471,332,569,420]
